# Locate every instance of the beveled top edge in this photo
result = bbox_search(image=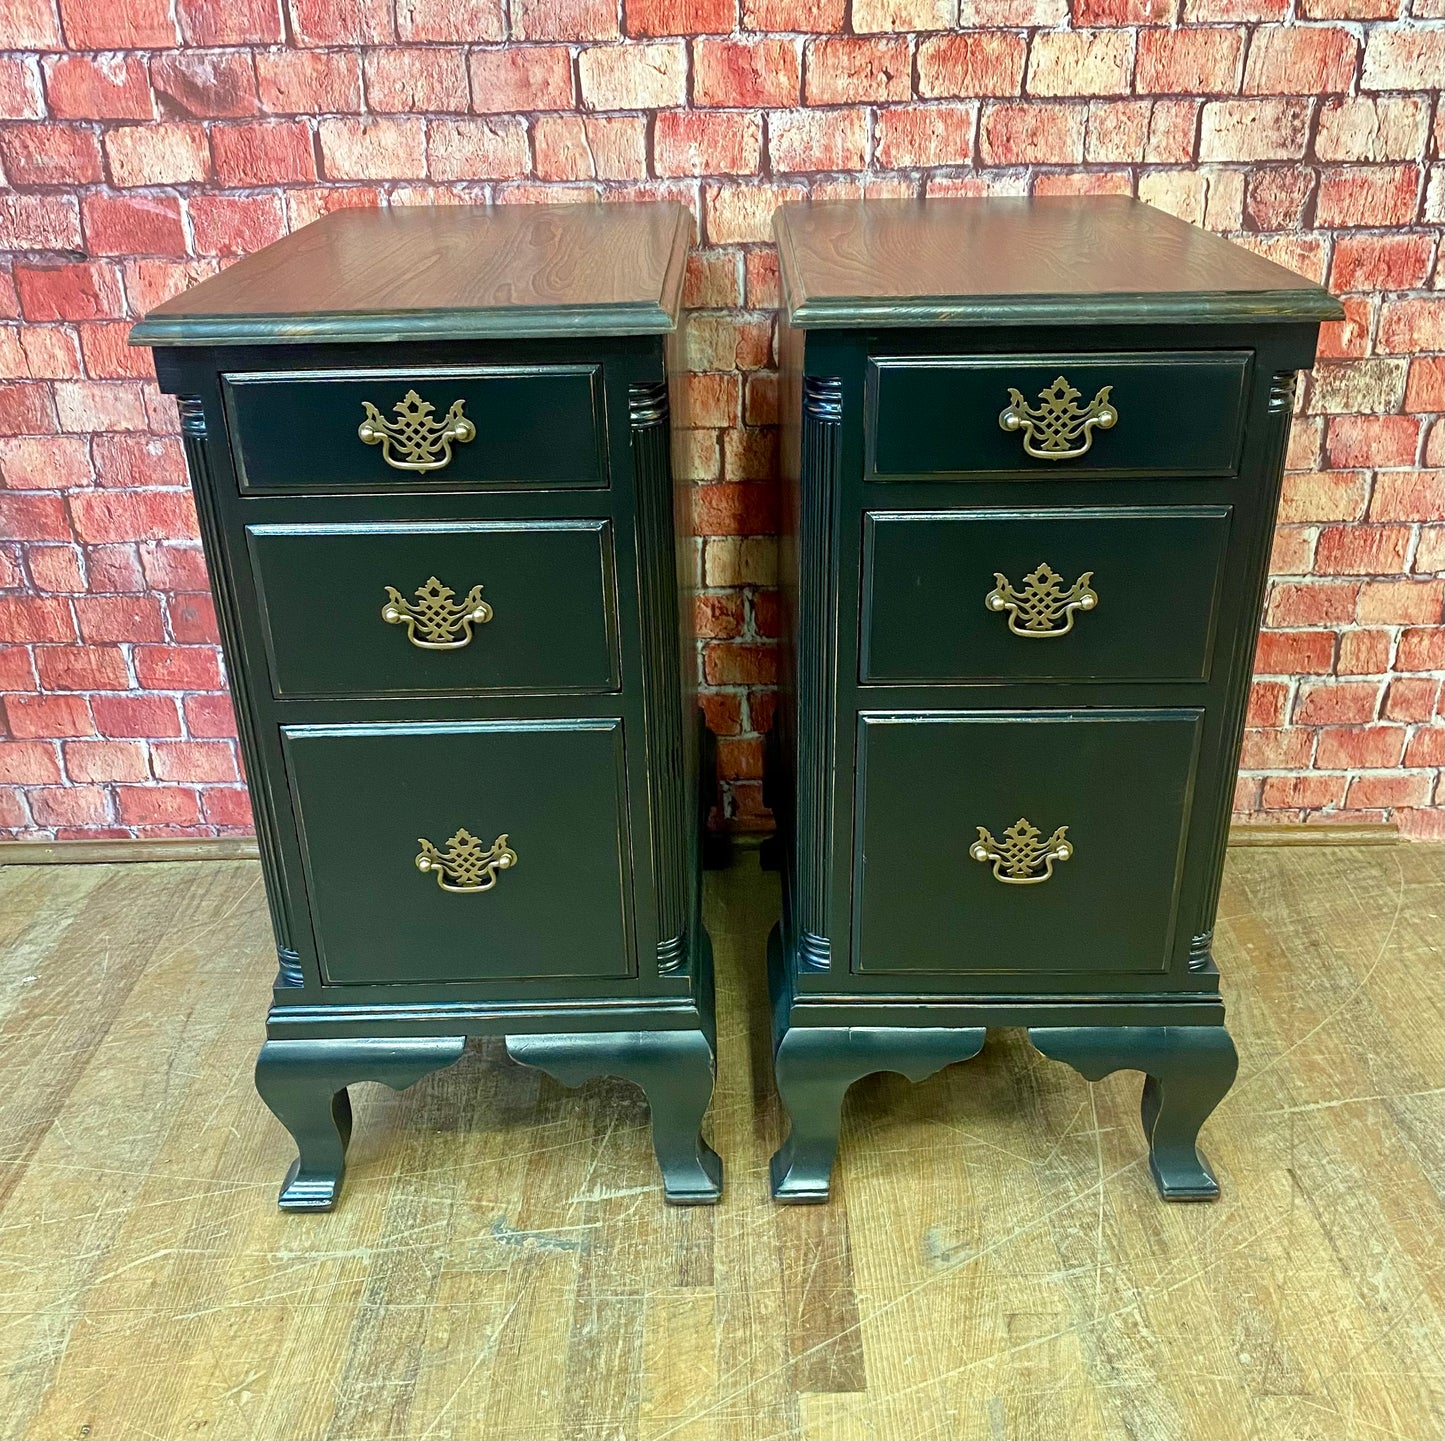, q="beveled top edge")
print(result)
[132,201,692,348]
